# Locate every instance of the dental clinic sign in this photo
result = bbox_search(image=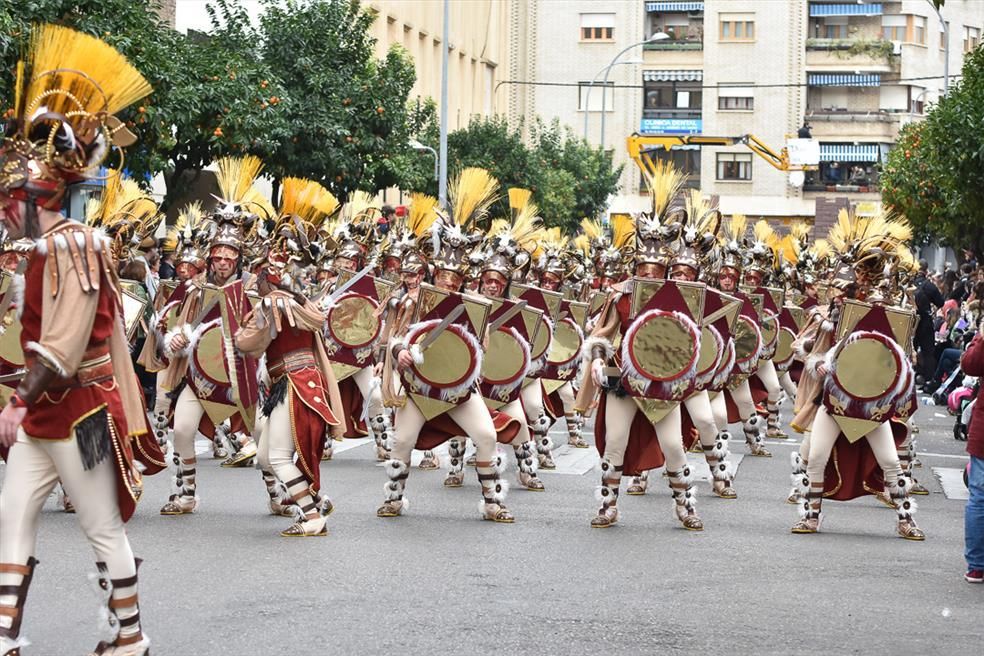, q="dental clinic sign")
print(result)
[640,118,702,135]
